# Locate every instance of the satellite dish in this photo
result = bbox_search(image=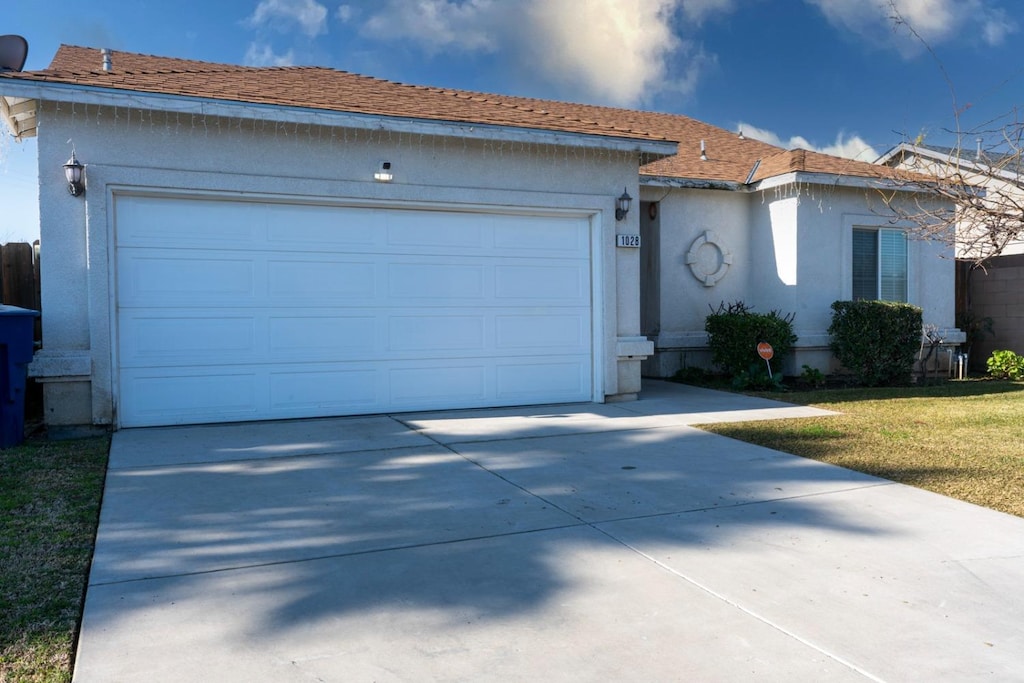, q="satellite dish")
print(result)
[0,35,28,72]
